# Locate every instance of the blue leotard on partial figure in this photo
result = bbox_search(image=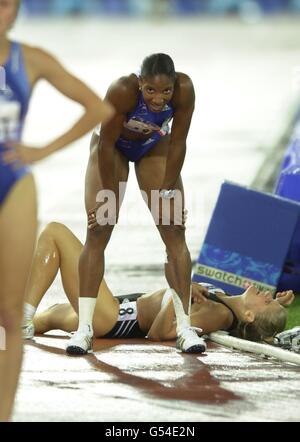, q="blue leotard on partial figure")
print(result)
[0,42,31,205]
[115,91,174,162]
